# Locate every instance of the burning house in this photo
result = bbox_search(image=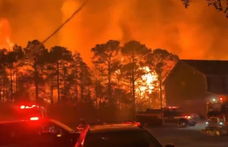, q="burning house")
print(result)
[164,60,228,117]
